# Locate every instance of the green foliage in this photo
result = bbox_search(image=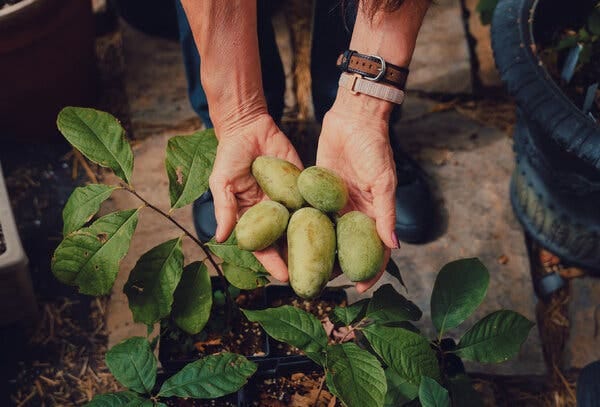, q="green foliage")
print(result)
[222,262,270,289]
[158,353,256,398]
[52,209,139,295]
[331,298,369,326]
[242,306,328,364]
[325,343,387,407]
[206,234,267,273]
[363,325,441,386]
[447,374,484,407]
[384,369,419,406]
[165,129,217,210]
[124,237,185,327]
[385,257,406,290]
[85,391,142,407]
[62,184,119,236]
[419,376,451,407]
[57,107,134,185]
[105,337,157,394]
[366,284,422,324]
[171,262,213,335]
[456,310,534,363]
[431,258,489,334]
